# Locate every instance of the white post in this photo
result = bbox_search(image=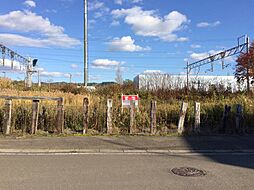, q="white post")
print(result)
[194,102,201,133]
[178,102,188,134]
[107,99,113,134]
